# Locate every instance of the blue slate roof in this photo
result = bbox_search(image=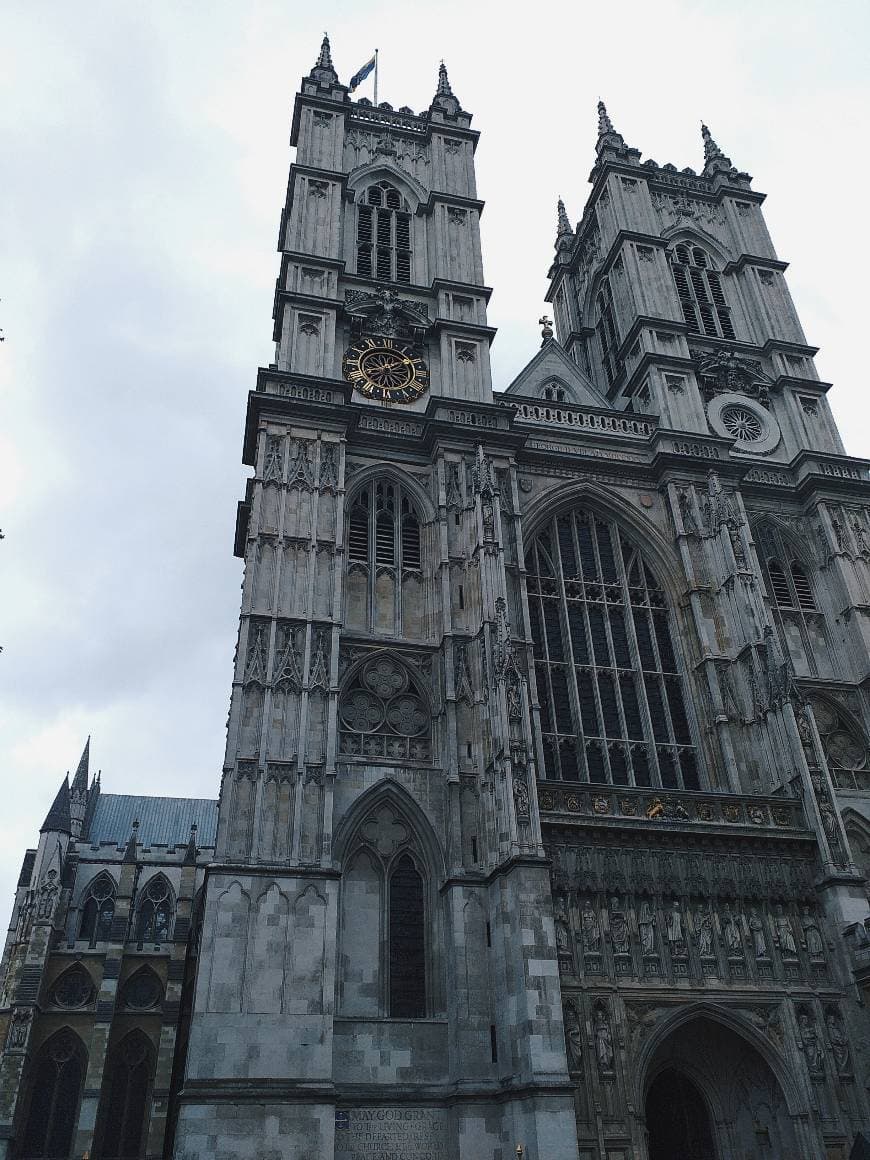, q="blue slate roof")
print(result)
[85,794,218,848]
